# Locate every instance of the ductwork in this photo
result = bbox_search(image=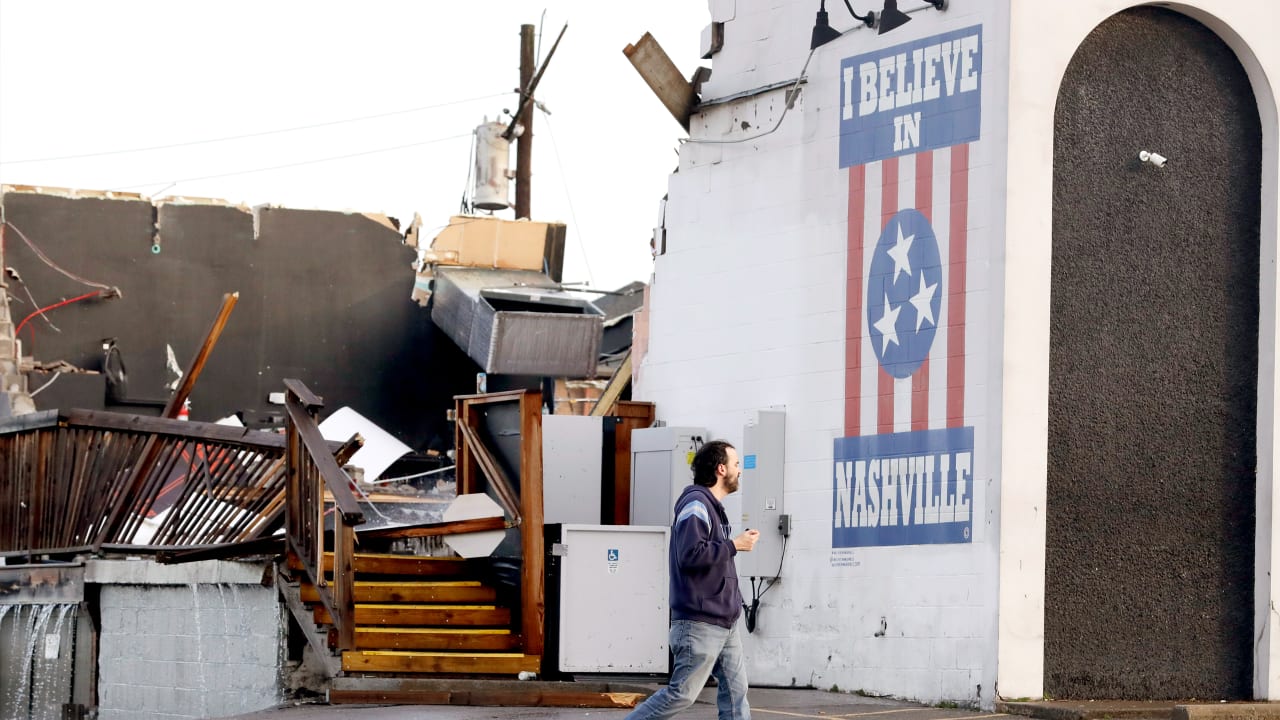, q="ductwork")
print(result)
[430,267,602,378]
